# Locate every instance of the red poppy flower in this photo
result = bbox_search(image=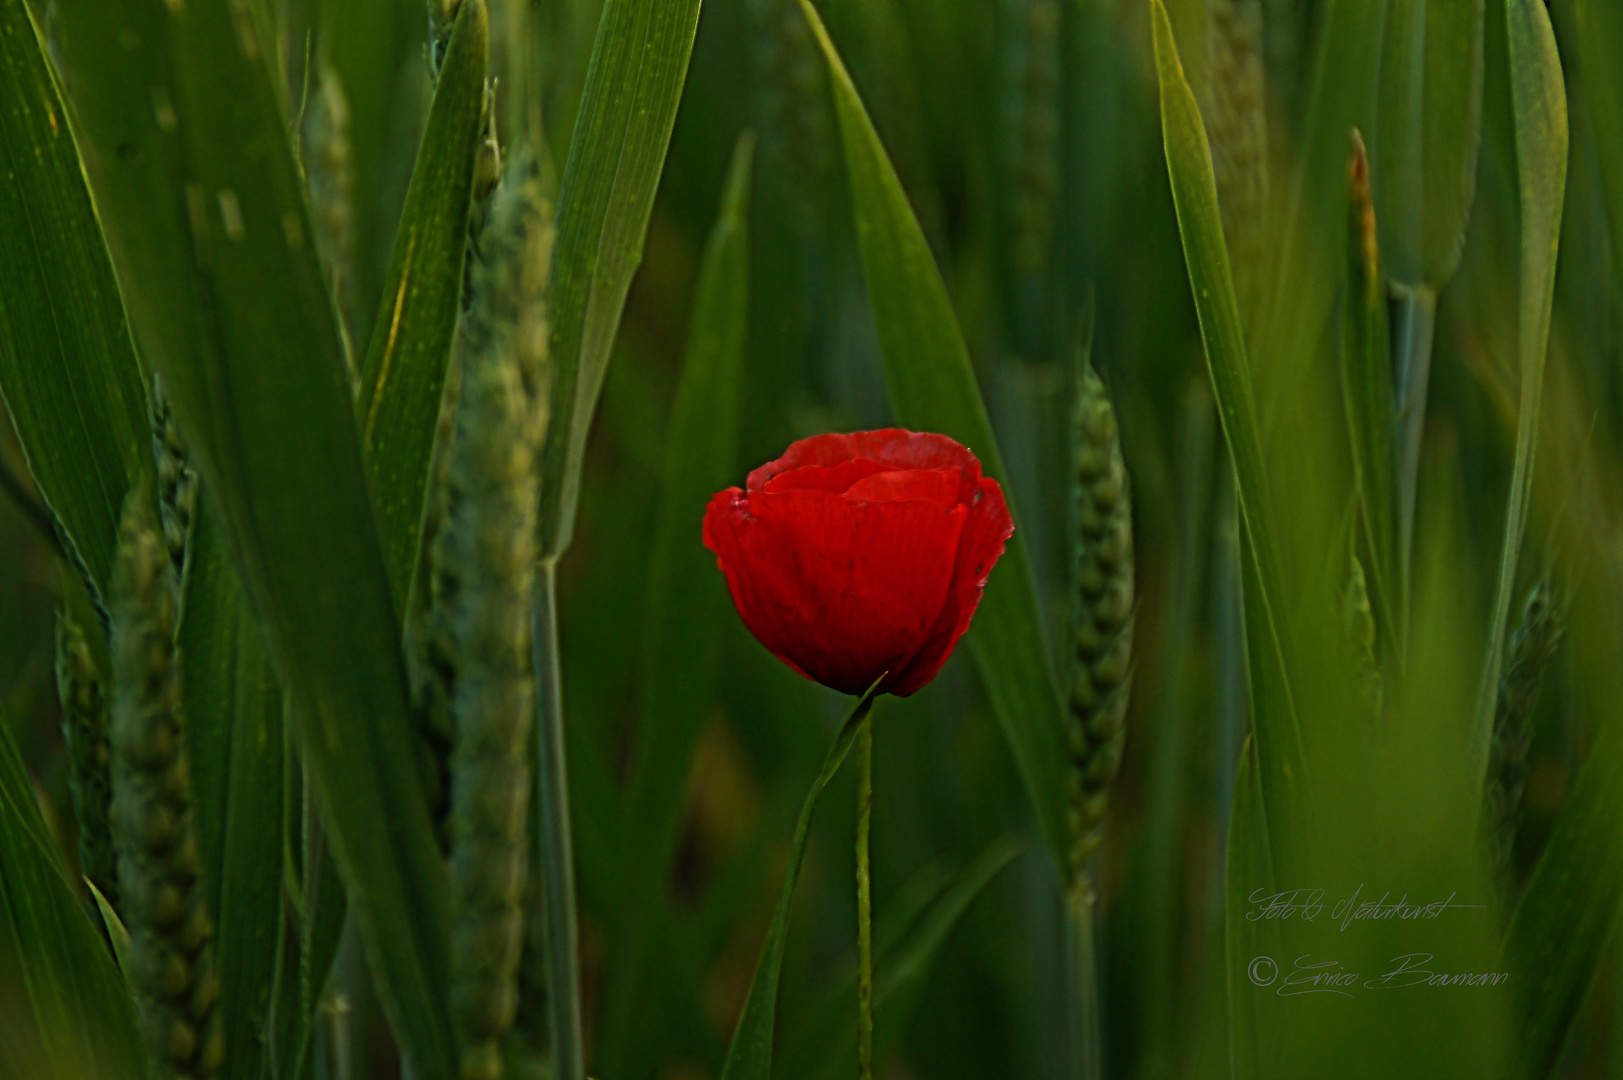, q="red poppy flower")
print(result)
[703,429,1014,697]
